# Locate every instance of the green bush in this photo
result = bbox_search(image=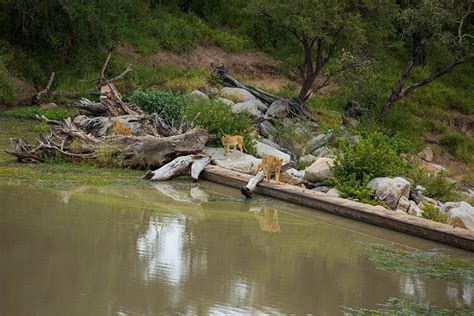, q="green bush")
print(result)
[183,99,256,155]
[2,107,78,120]
[331,131,407,202]
[406,168,461,202]
[130,90,191,126]
[421,204,447,223]
[0,58,14,105]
